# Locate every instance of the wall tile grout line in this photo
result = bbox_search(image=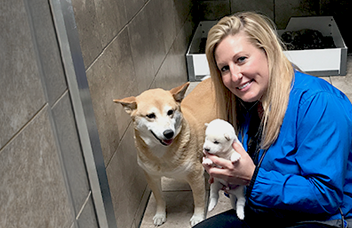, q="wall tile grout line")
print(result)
[85,0,151,72]
[0,104,48,153]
